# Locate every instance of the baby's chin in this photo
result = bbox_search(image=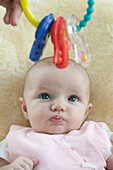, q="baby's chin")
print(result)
[34,128,69,135]
[45,127,70,135]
